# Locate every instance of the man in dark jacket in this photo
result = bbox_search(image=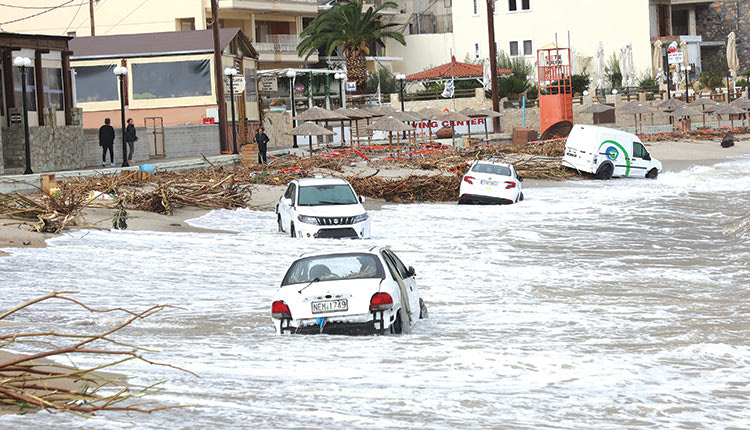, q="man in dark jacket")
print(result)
[254,126,270,164]
[99,118,115,166]
[125,118,138,163]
